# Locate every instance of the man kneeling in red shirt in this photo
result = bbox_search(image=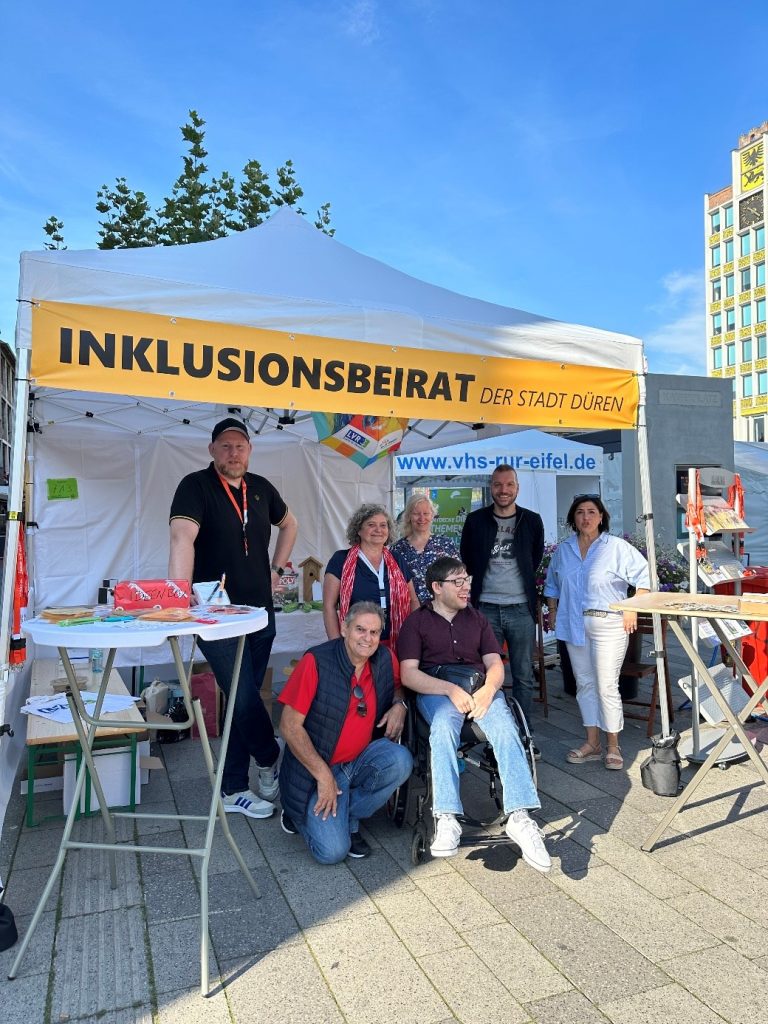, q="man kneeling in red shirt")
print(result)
[278,601,413,862]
